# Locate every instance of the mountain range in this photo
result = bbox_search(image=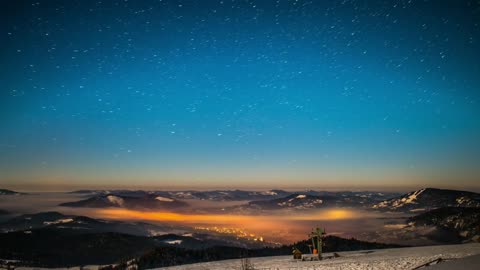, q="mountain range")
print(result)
[216,191,407,213]
[69,189,294,201]
[60,189,400,211]
[59,194,189,210]
[58,188,480,214]
[244,194,332,210]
